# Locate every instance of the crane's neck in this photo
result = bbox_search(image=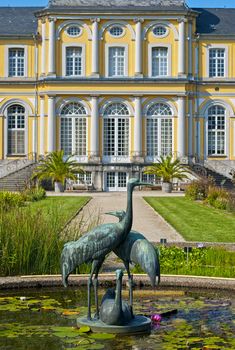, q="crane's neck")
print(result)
[124,184,134,235]
[114,275,122,313]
